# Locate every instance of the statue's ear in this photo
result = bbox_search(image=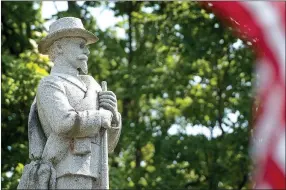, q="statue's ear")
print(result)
[55,41,63,55]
